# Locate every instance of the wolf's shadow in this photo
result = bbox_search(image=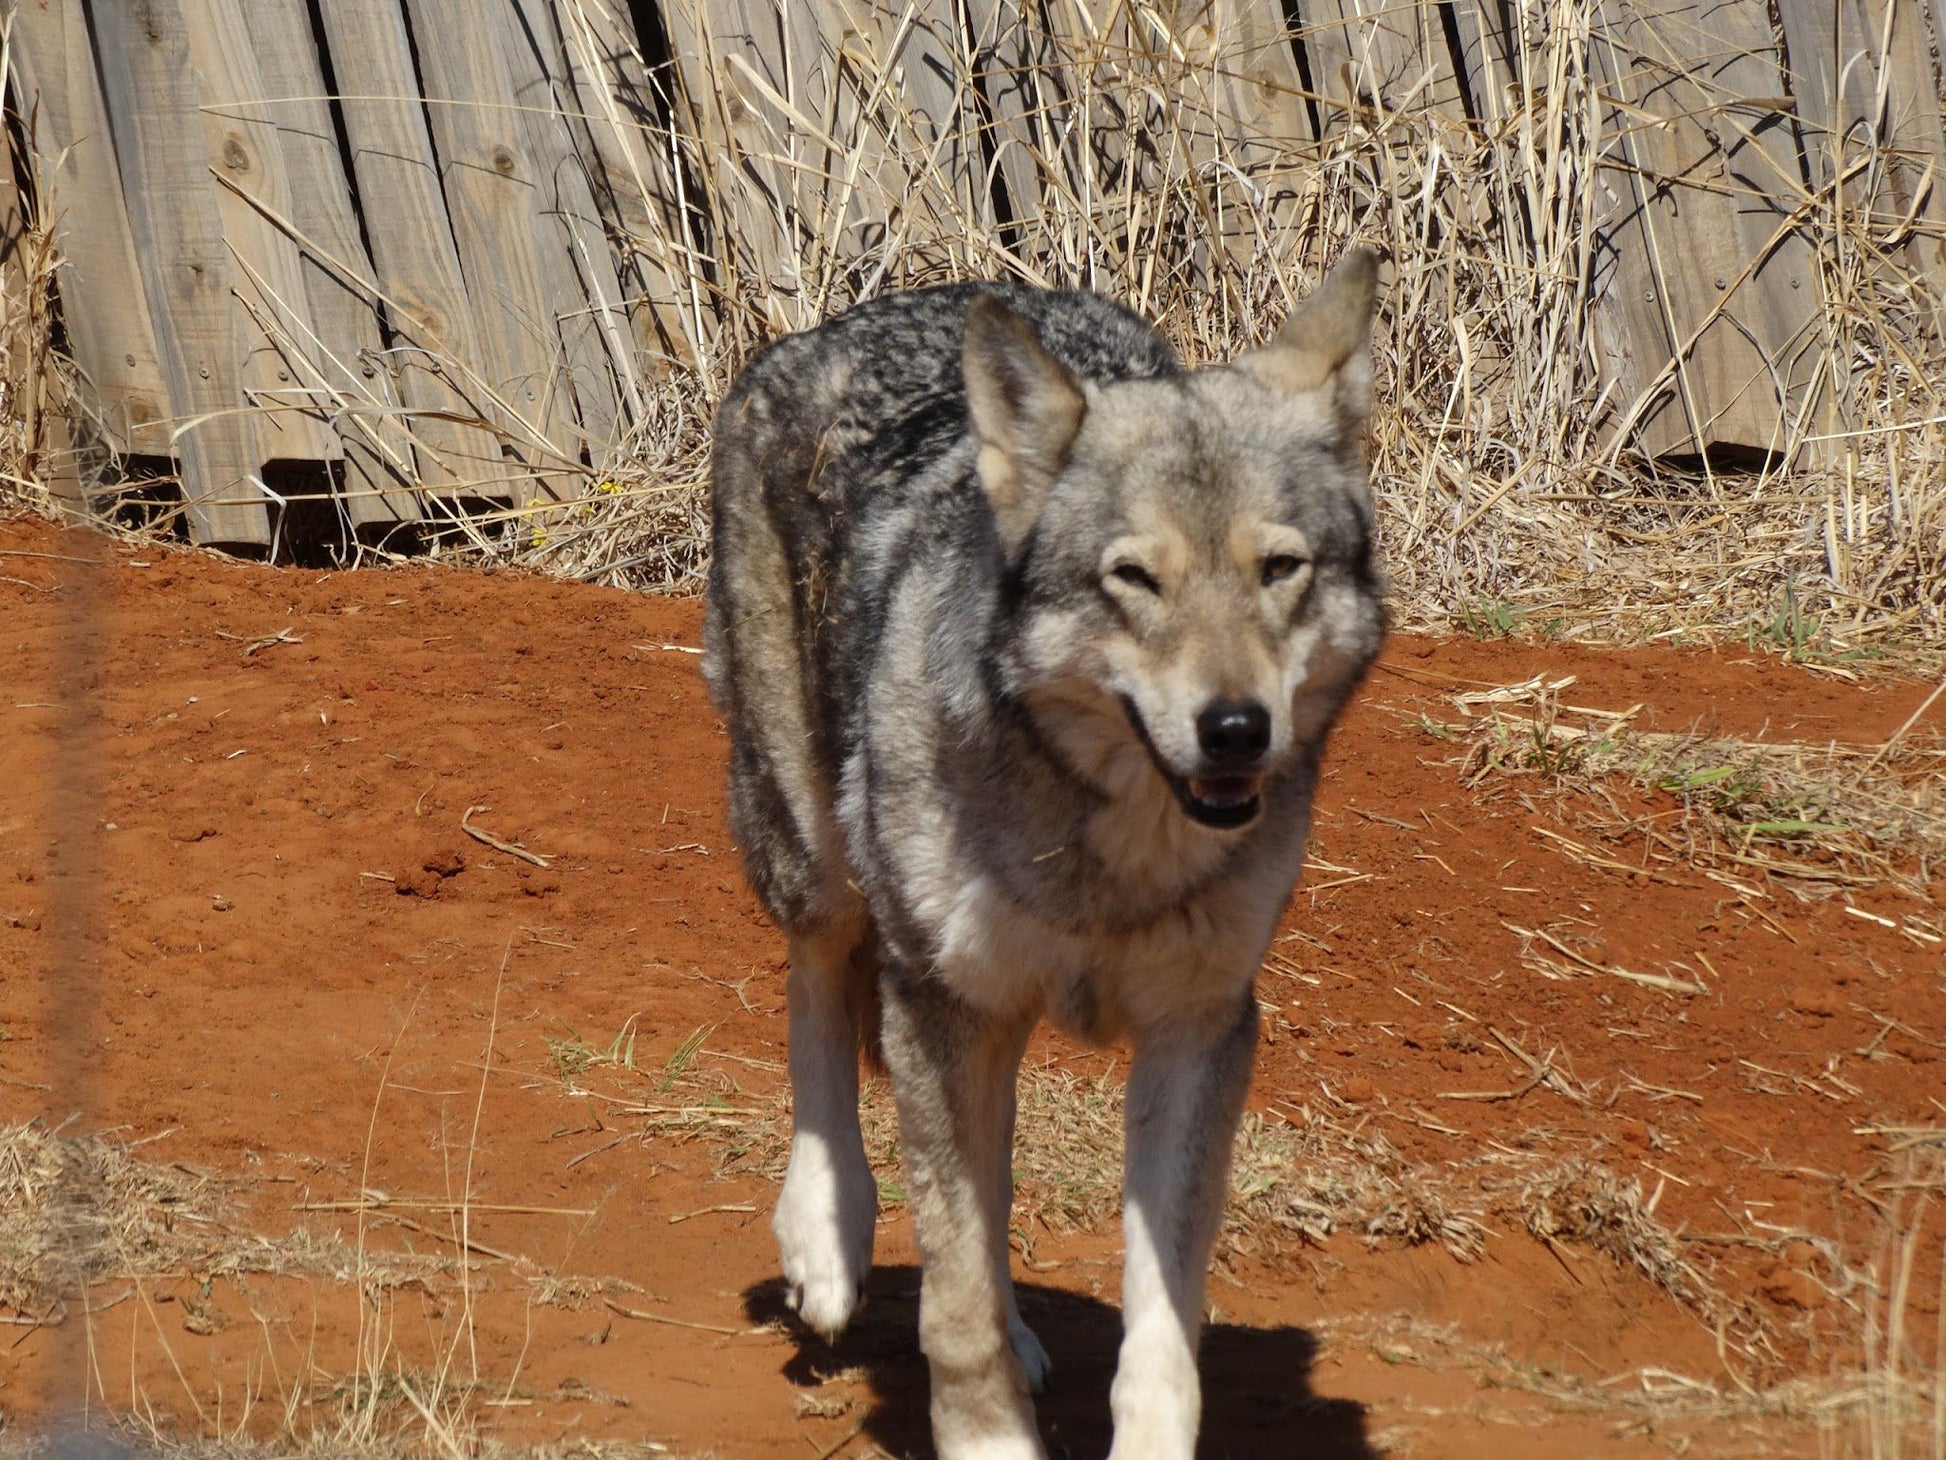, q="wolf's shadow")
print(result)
[744,1266,1375,1459]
